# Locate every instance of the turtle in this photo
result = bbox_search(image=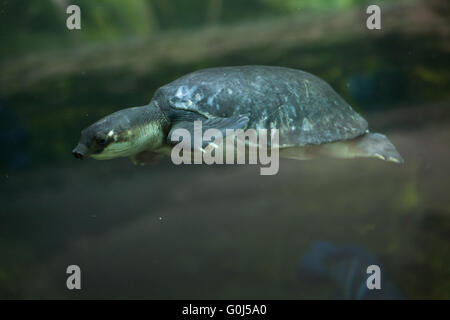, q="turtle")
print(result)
[72,65,403,165]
